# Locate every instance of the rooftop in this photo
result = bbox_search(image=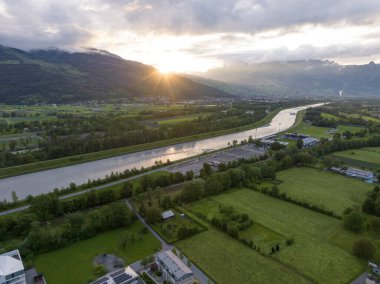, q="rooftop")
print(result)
[0,250,24,277]
[162,210,175,220]
[157,251,193,281]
